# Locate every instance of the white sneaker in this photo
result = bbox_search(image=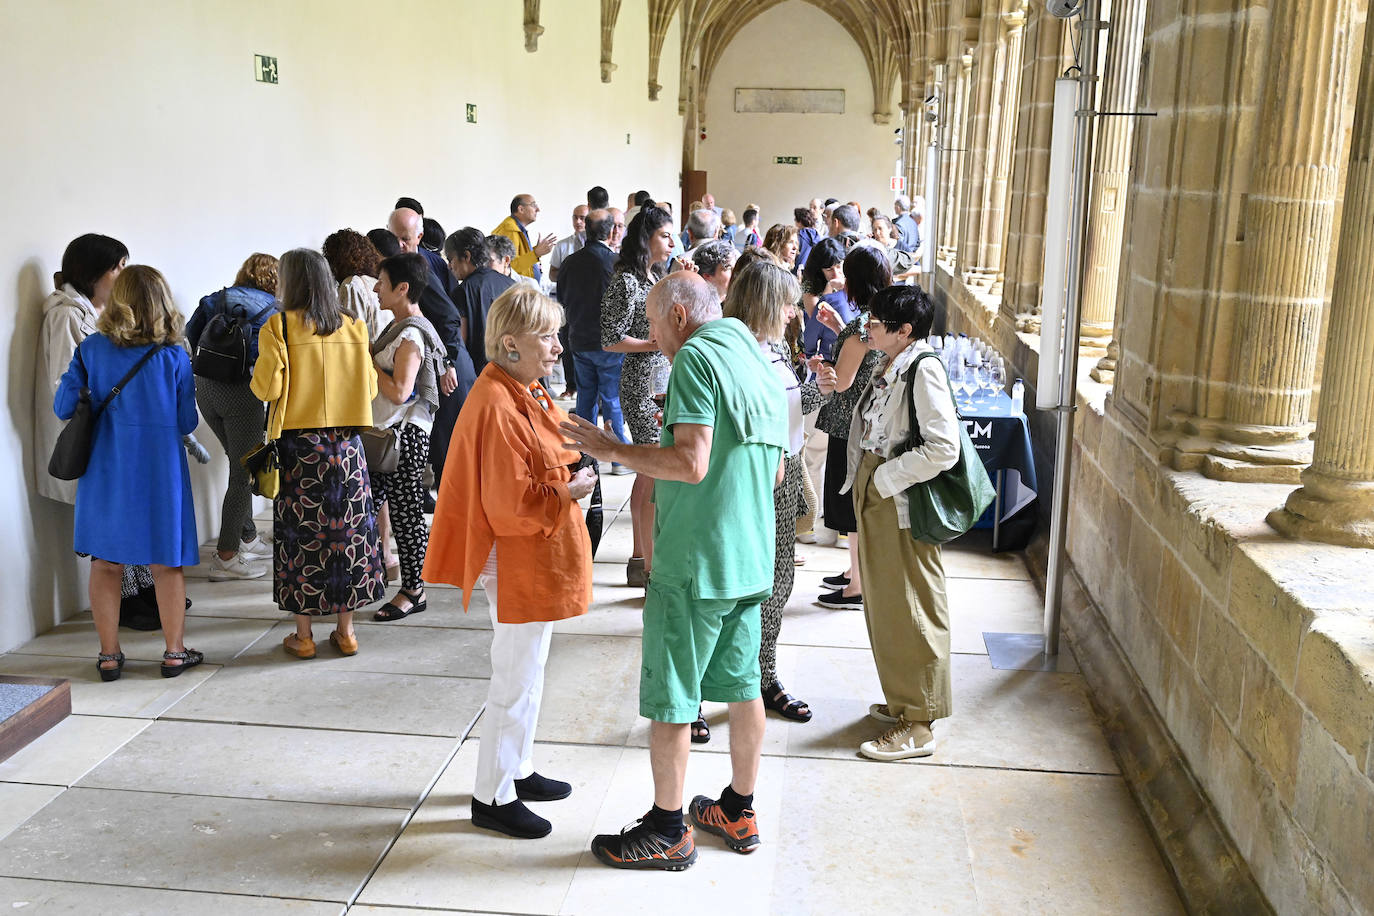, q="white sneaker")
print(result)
[208,552,267,581]
[239,534,272,560]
